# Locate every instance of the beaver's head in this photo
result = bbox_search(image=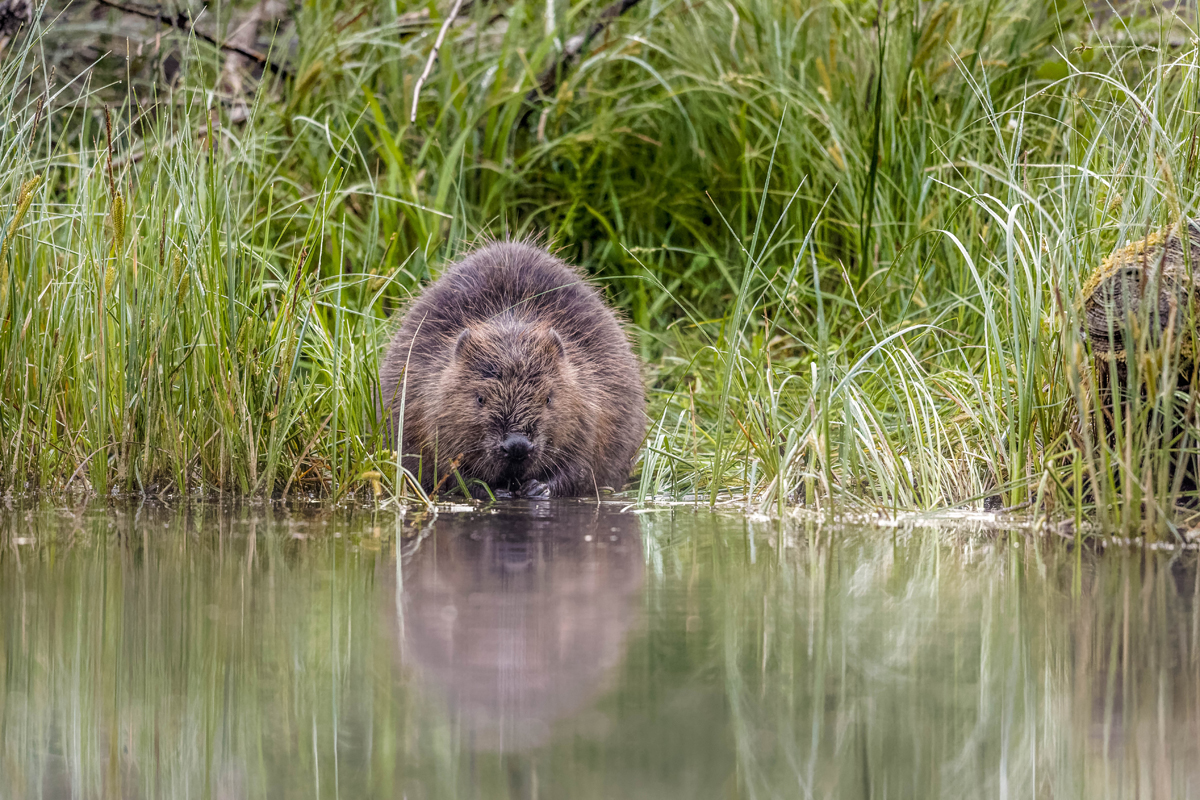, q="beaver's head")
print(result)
[435,319,593,492]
